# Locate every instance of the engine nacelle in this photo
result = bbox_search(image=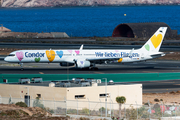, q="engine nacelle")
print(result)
[76,60,90,68]
[60,62,75,67]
